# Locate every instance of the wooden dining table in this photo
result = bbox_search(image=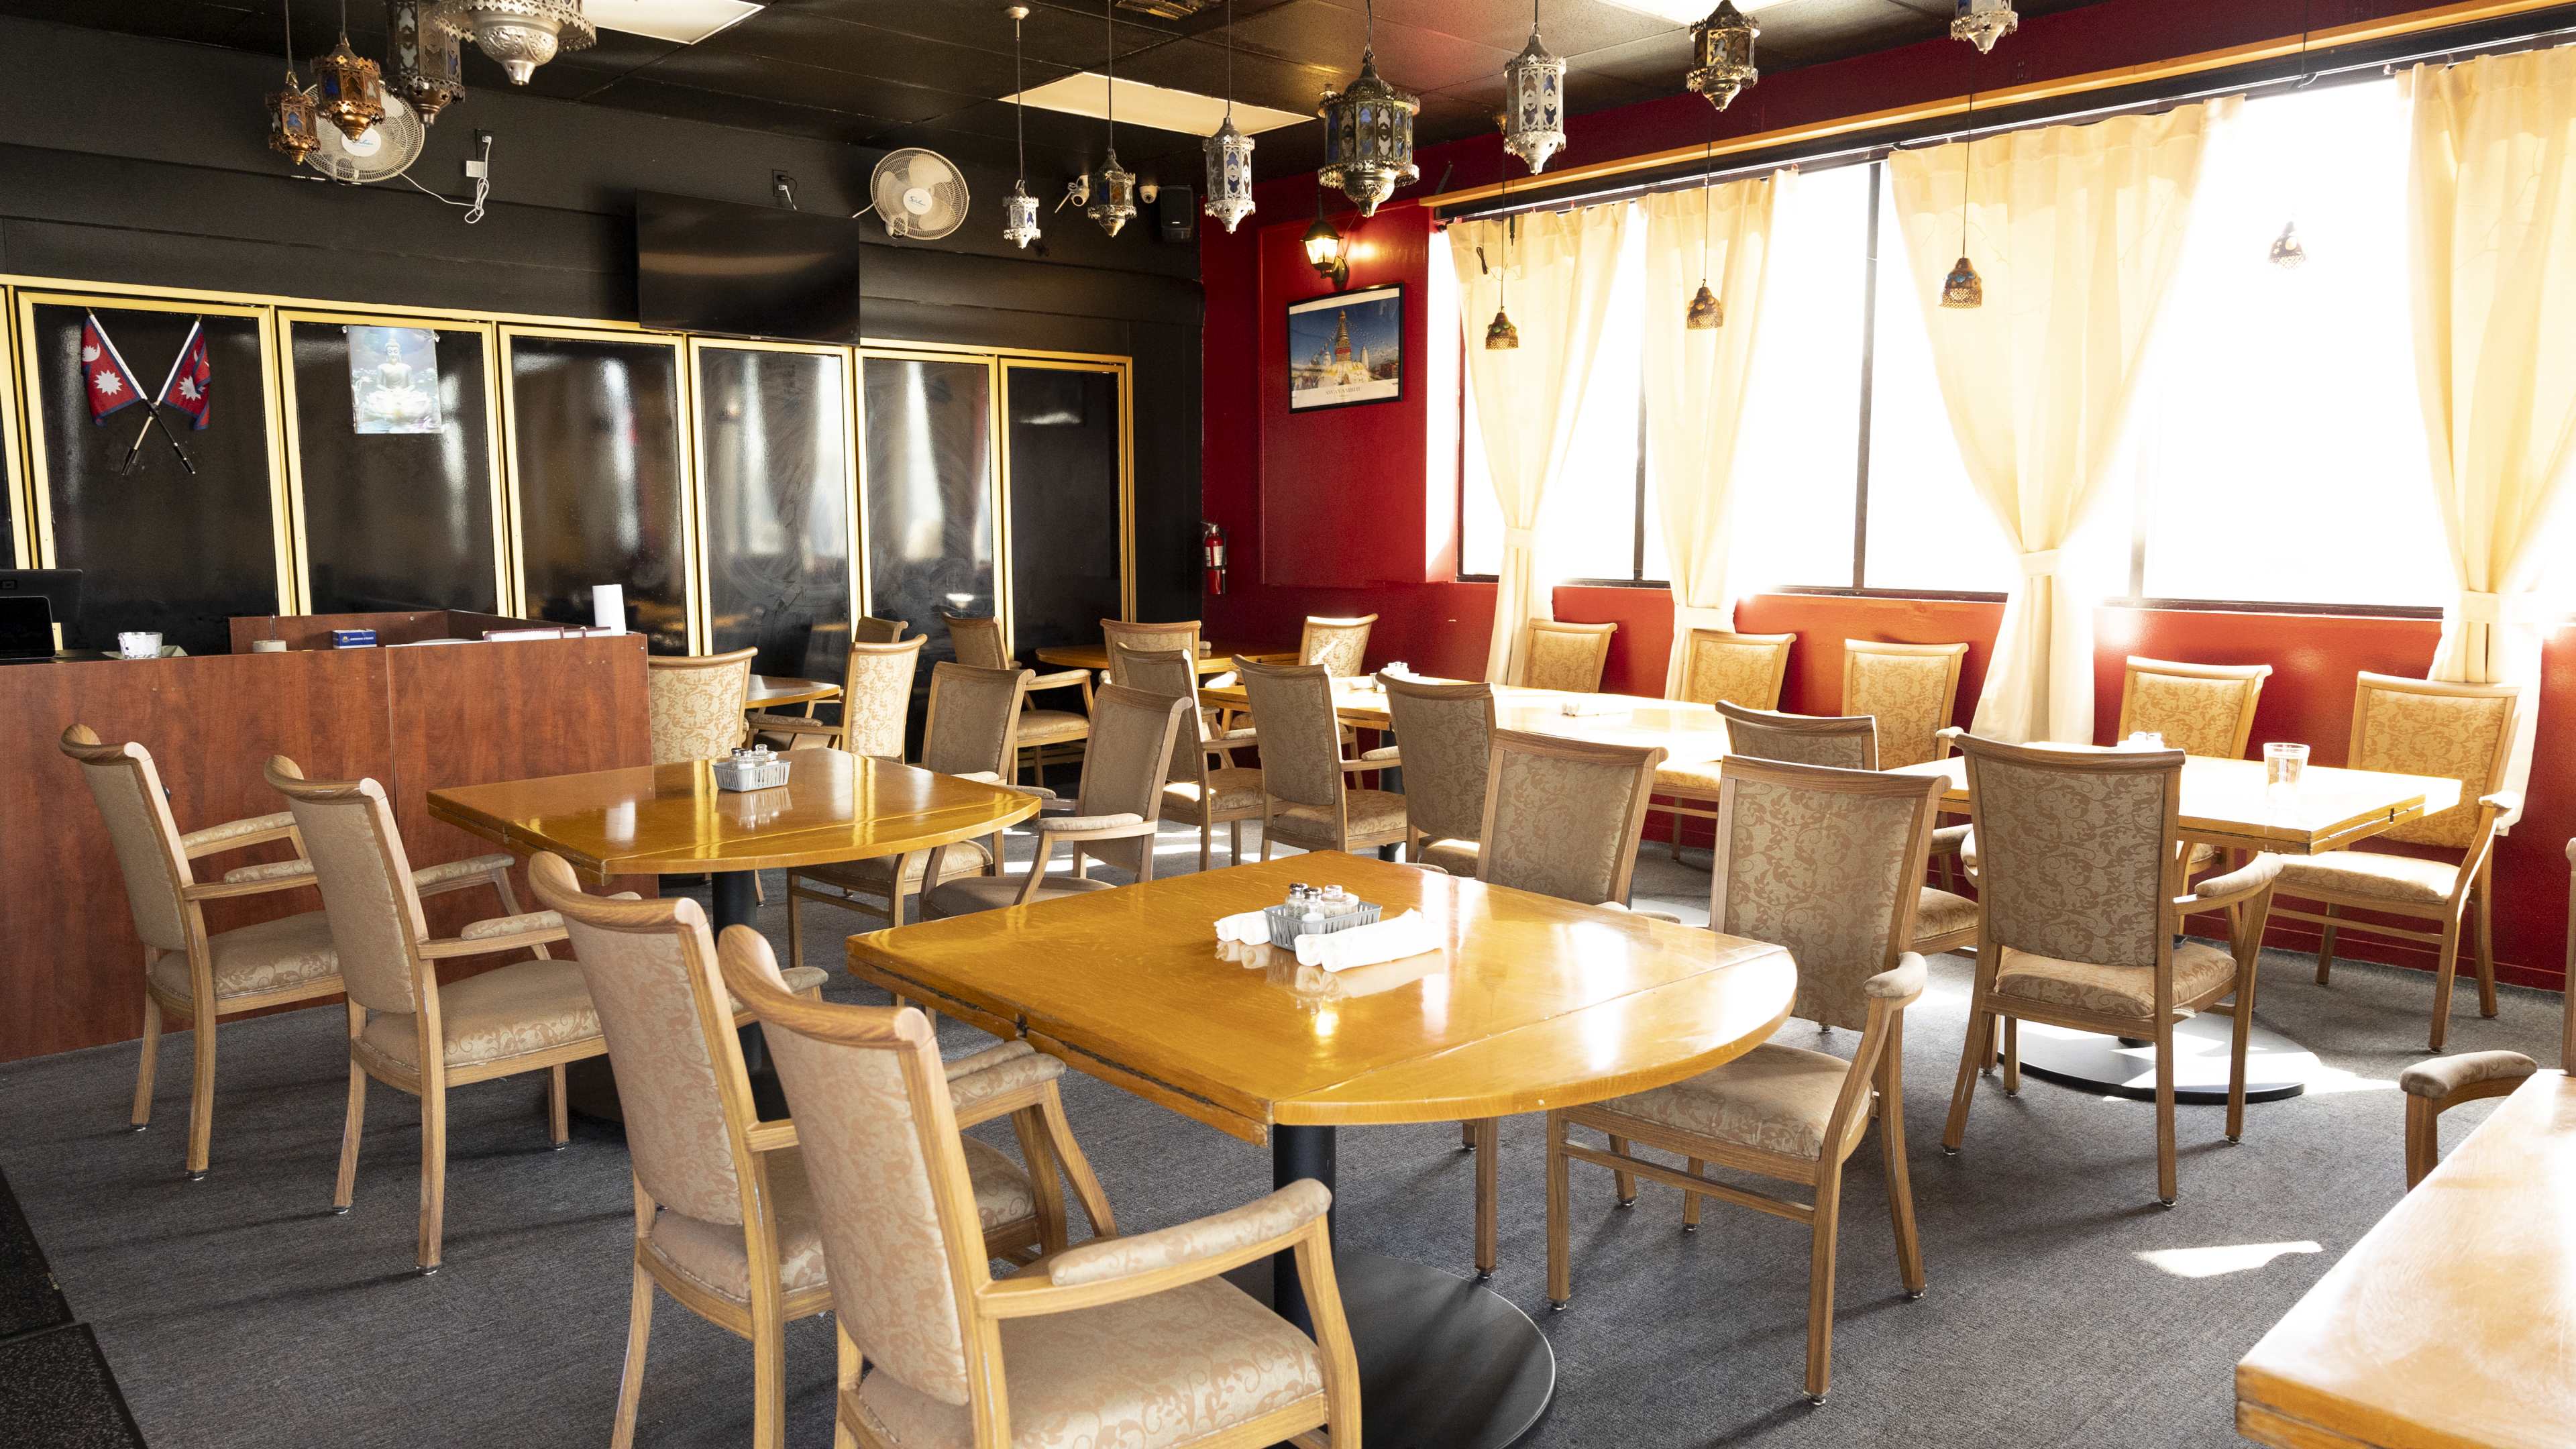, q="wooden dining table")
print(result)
[845,851,1797,1449]
[744,673,840,710]
[2235,1070,2575,1449]
[1031,641,1291,676]
[1199,675,1738,768]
